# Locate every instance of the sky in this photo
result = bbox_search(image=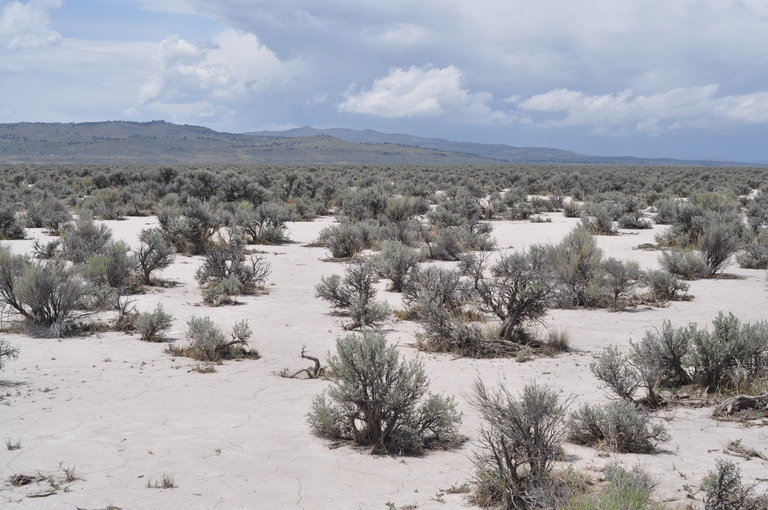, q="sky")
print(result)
[1,1,768,162]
